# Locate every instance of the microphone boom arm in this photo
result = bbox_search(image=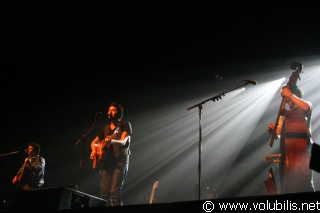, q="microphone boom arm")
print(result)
[186,80,256,200]
[0,150,21,157]
[187,80,253,111]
